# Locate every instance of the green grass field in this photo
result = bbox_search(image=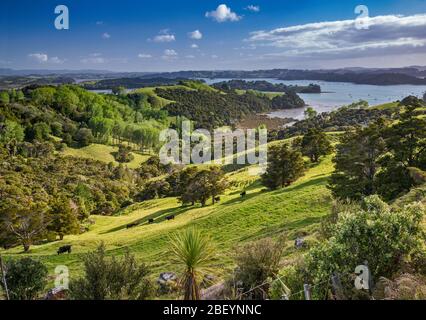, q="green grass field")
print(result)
[61,144,150,169]
[1,153,334,283]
